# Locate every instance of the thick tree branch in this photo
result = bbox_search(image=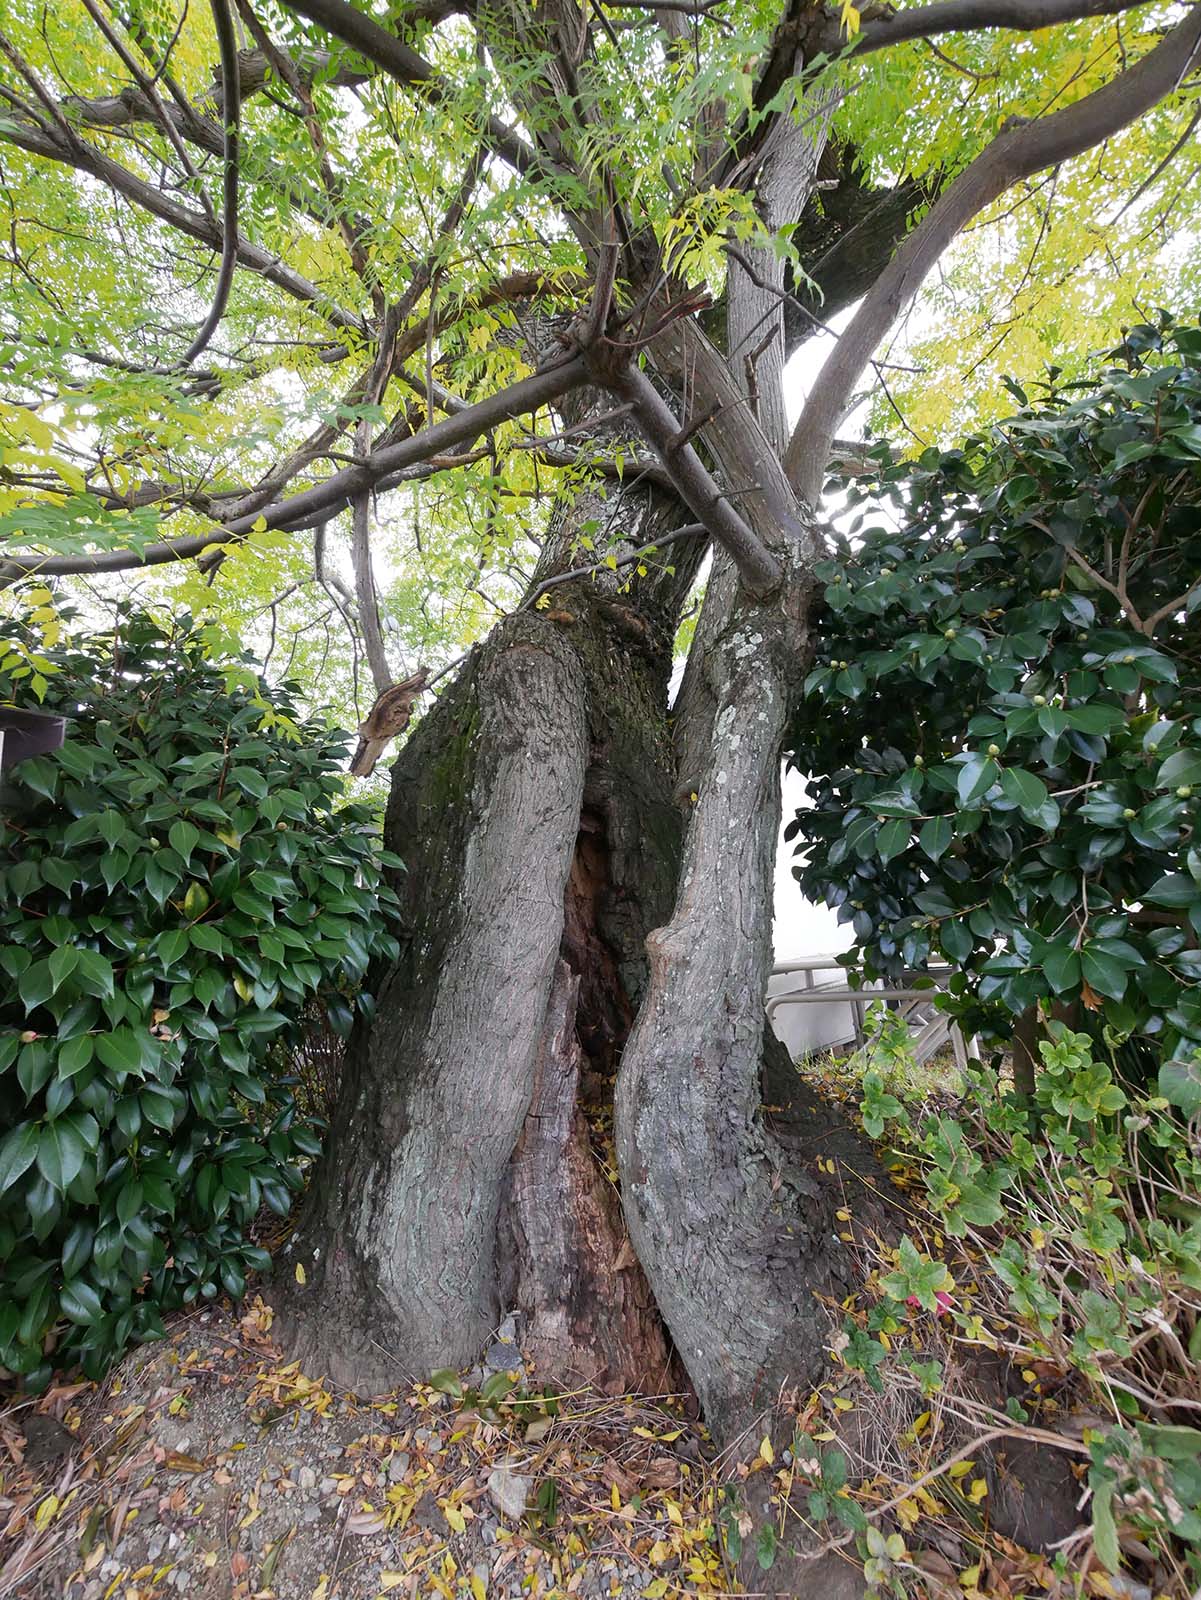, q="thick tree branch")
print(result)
[602,360,783,594]
[351,481,392,694]
[0,355,590,581]
[847,0,1165,55]
[785,167,931,352]
[0,120,366,336]
[77,0,217,224]
[784,5,1201,503]
[235,0,380,288]
[276,0,545,180]
[724,0,1160,197]
[53,46,366,158]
